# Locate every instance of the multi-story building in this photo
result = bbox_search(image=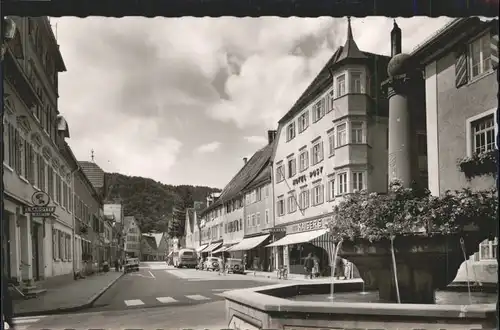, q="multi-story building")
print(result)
[198,132,276,267]
[124,216,141,258]
[79,160,106,199]
[267,18,428,277]
[410,17,498,285]
[3,16,71,284]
